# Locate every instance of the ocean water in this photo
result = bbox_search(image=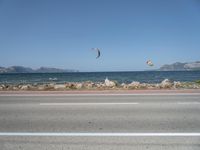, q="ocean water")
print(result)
[0,71,200,85]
